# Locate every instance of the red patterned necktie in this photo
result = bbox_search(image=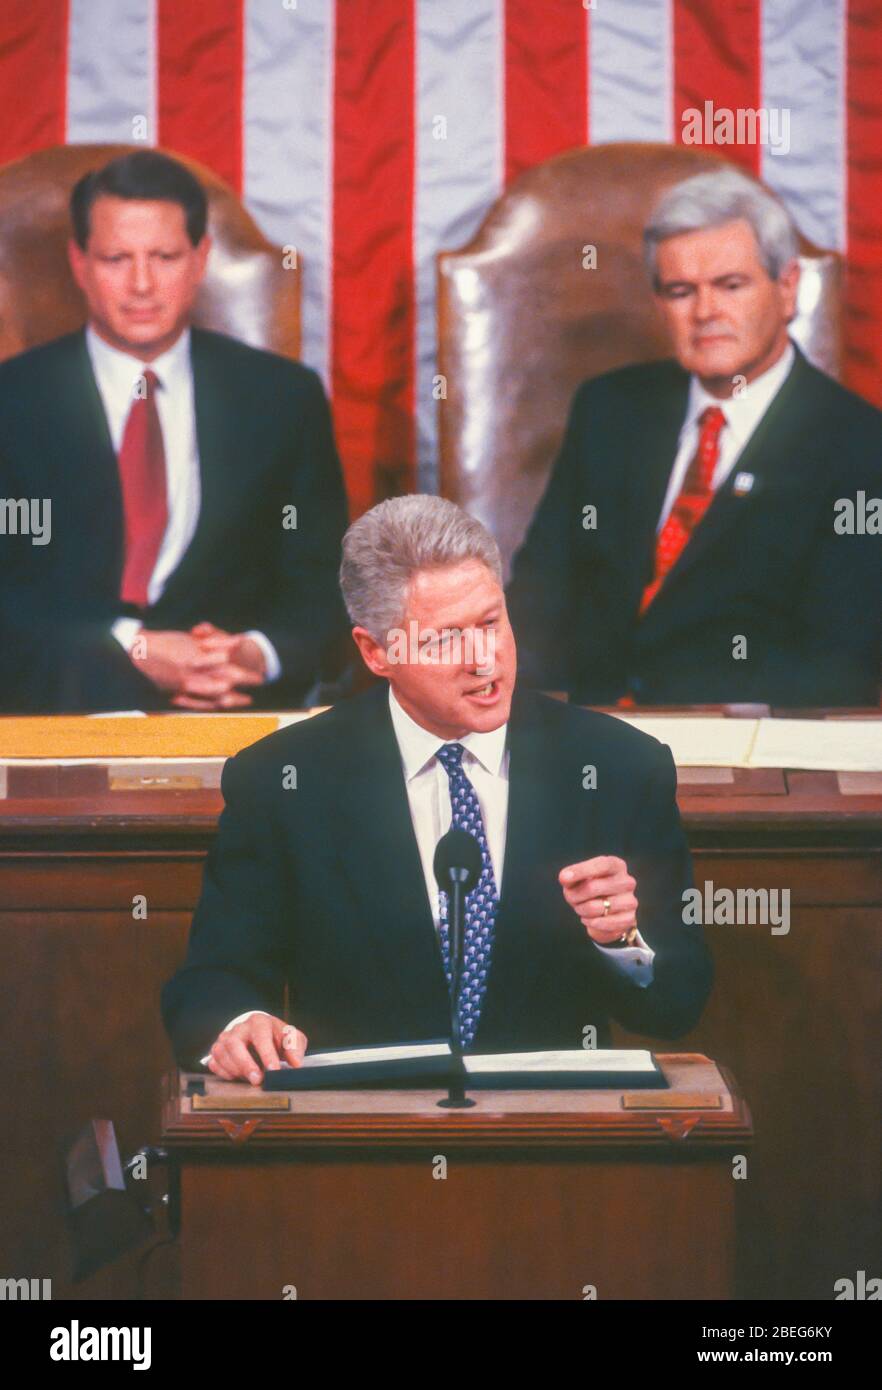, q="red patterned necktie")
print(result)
[640,404,726,615]
[118,367,168,608]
